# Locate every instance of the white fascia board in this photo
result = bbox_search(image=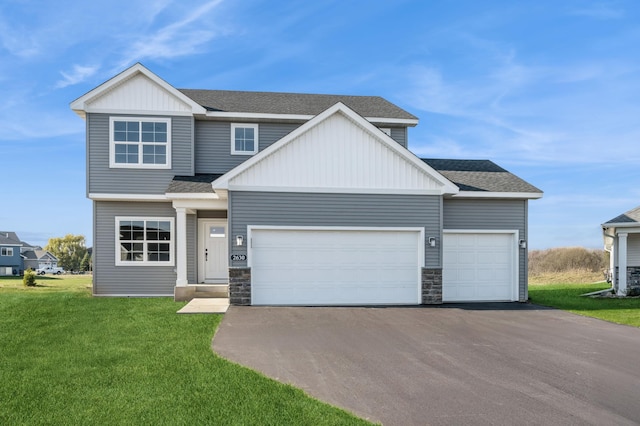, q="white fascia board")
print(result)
[165,192,220,200]
[172,199,228,210]
[89,193,168,201]
[83,107,194,117]
[226,185,444,195]
[601,222,640,230]
[70,63,206,117]
[213,102,458,195]
[204,110,419,126]
[451,191,544,199]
